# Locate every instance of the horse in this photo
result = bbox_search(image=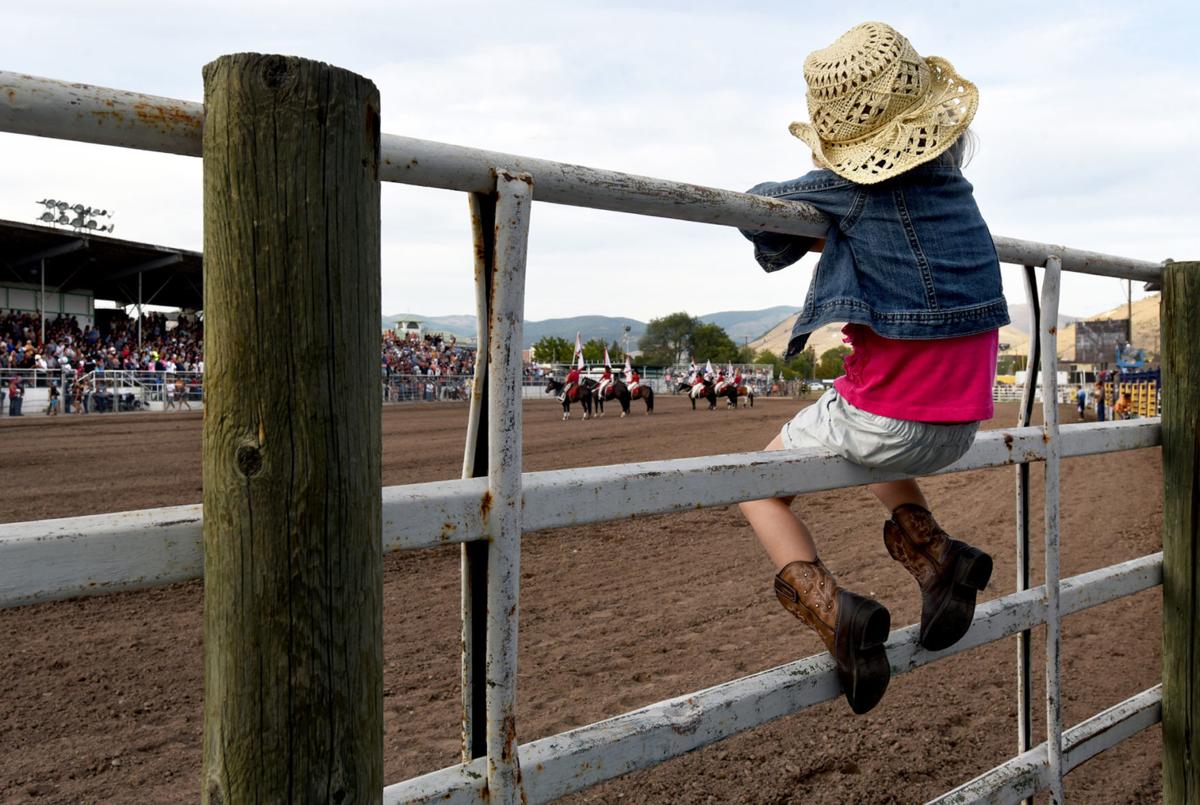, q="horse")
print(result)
[714,380,754,408]
[597,378,654,416]
[734,384,755,407]
[545,376,594,420]
[677,379,717,411]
